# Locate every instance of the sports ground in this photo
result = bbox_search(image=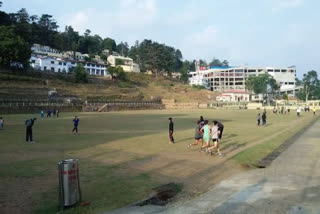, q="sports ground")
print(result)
[0,109,316,214]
